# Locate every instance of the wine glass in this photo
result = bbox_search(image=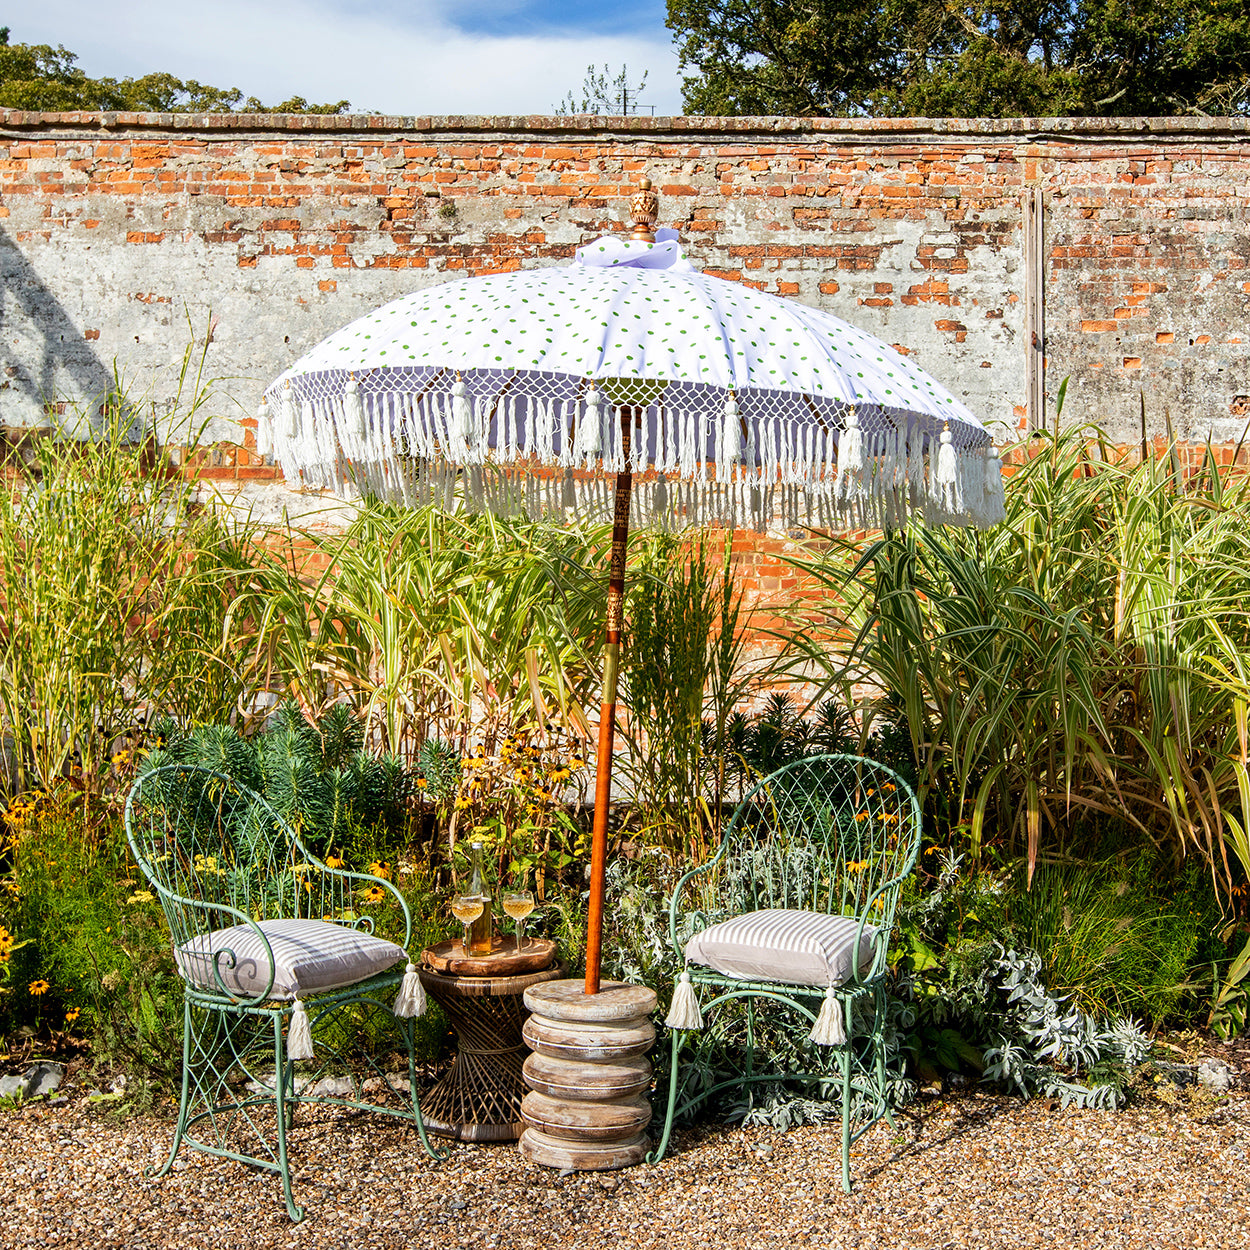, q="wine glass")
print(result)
[501,887,535,953]
[450,894,484,957]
